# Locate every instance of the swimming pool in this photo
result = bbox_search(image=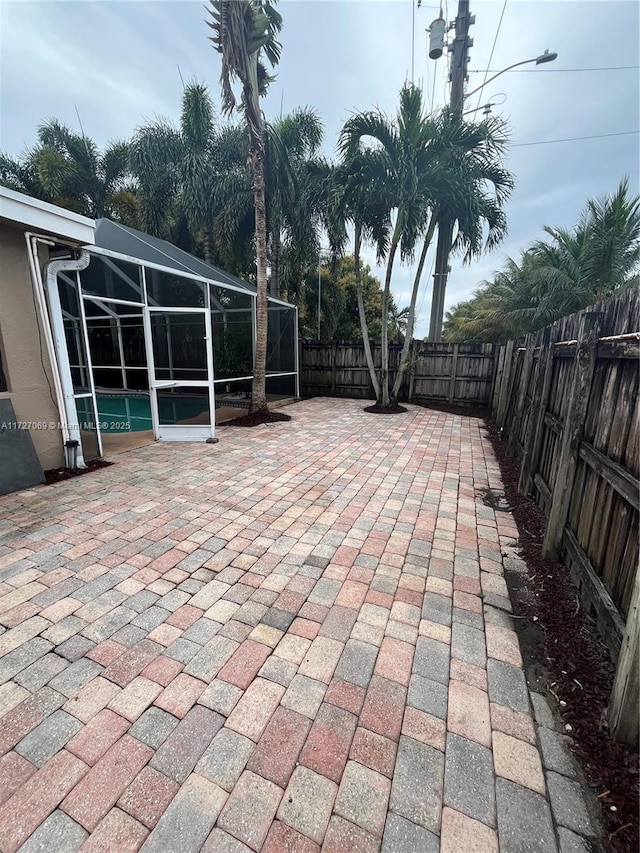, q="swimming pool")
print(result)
[95,392,210,433]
